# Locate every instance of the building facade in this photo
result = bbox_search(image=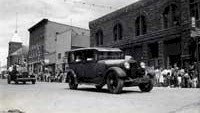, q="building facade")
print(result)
[89,0,200,68]
[28,19,90,74]
[9,46,28,66]
[7,31,23,68]
[55,25,90,72]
